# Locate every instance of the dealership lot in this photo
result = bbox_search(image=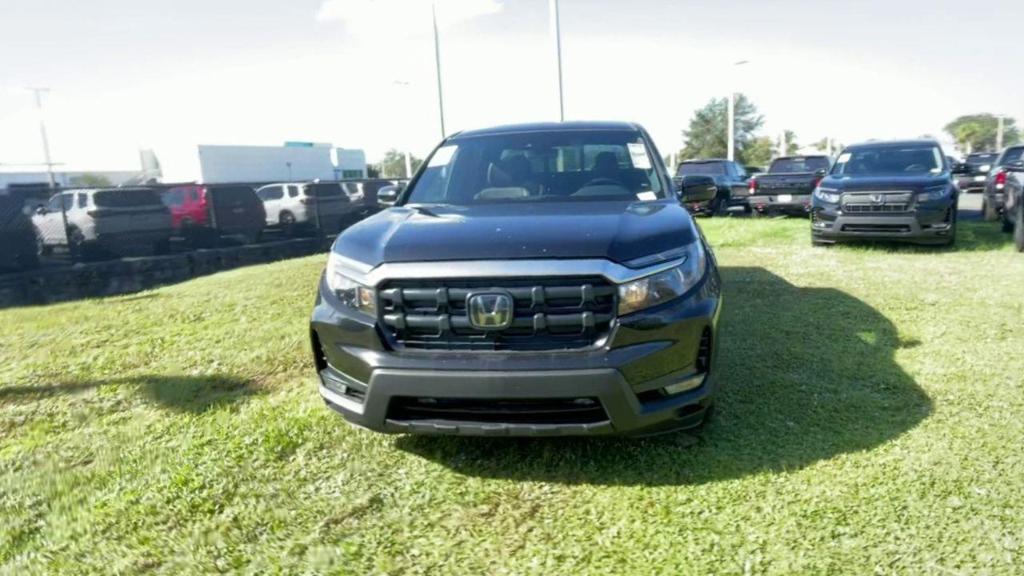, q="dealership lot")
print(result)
[1,218,1021,573]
